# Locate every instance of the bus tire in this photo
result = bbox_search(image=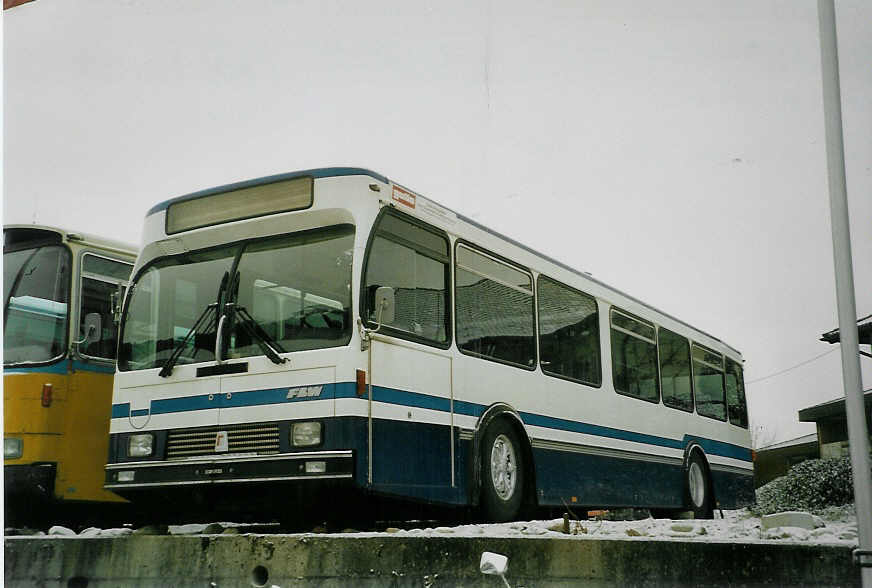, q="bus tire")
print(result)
[481,419,524,522]
[685,452,713,519]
